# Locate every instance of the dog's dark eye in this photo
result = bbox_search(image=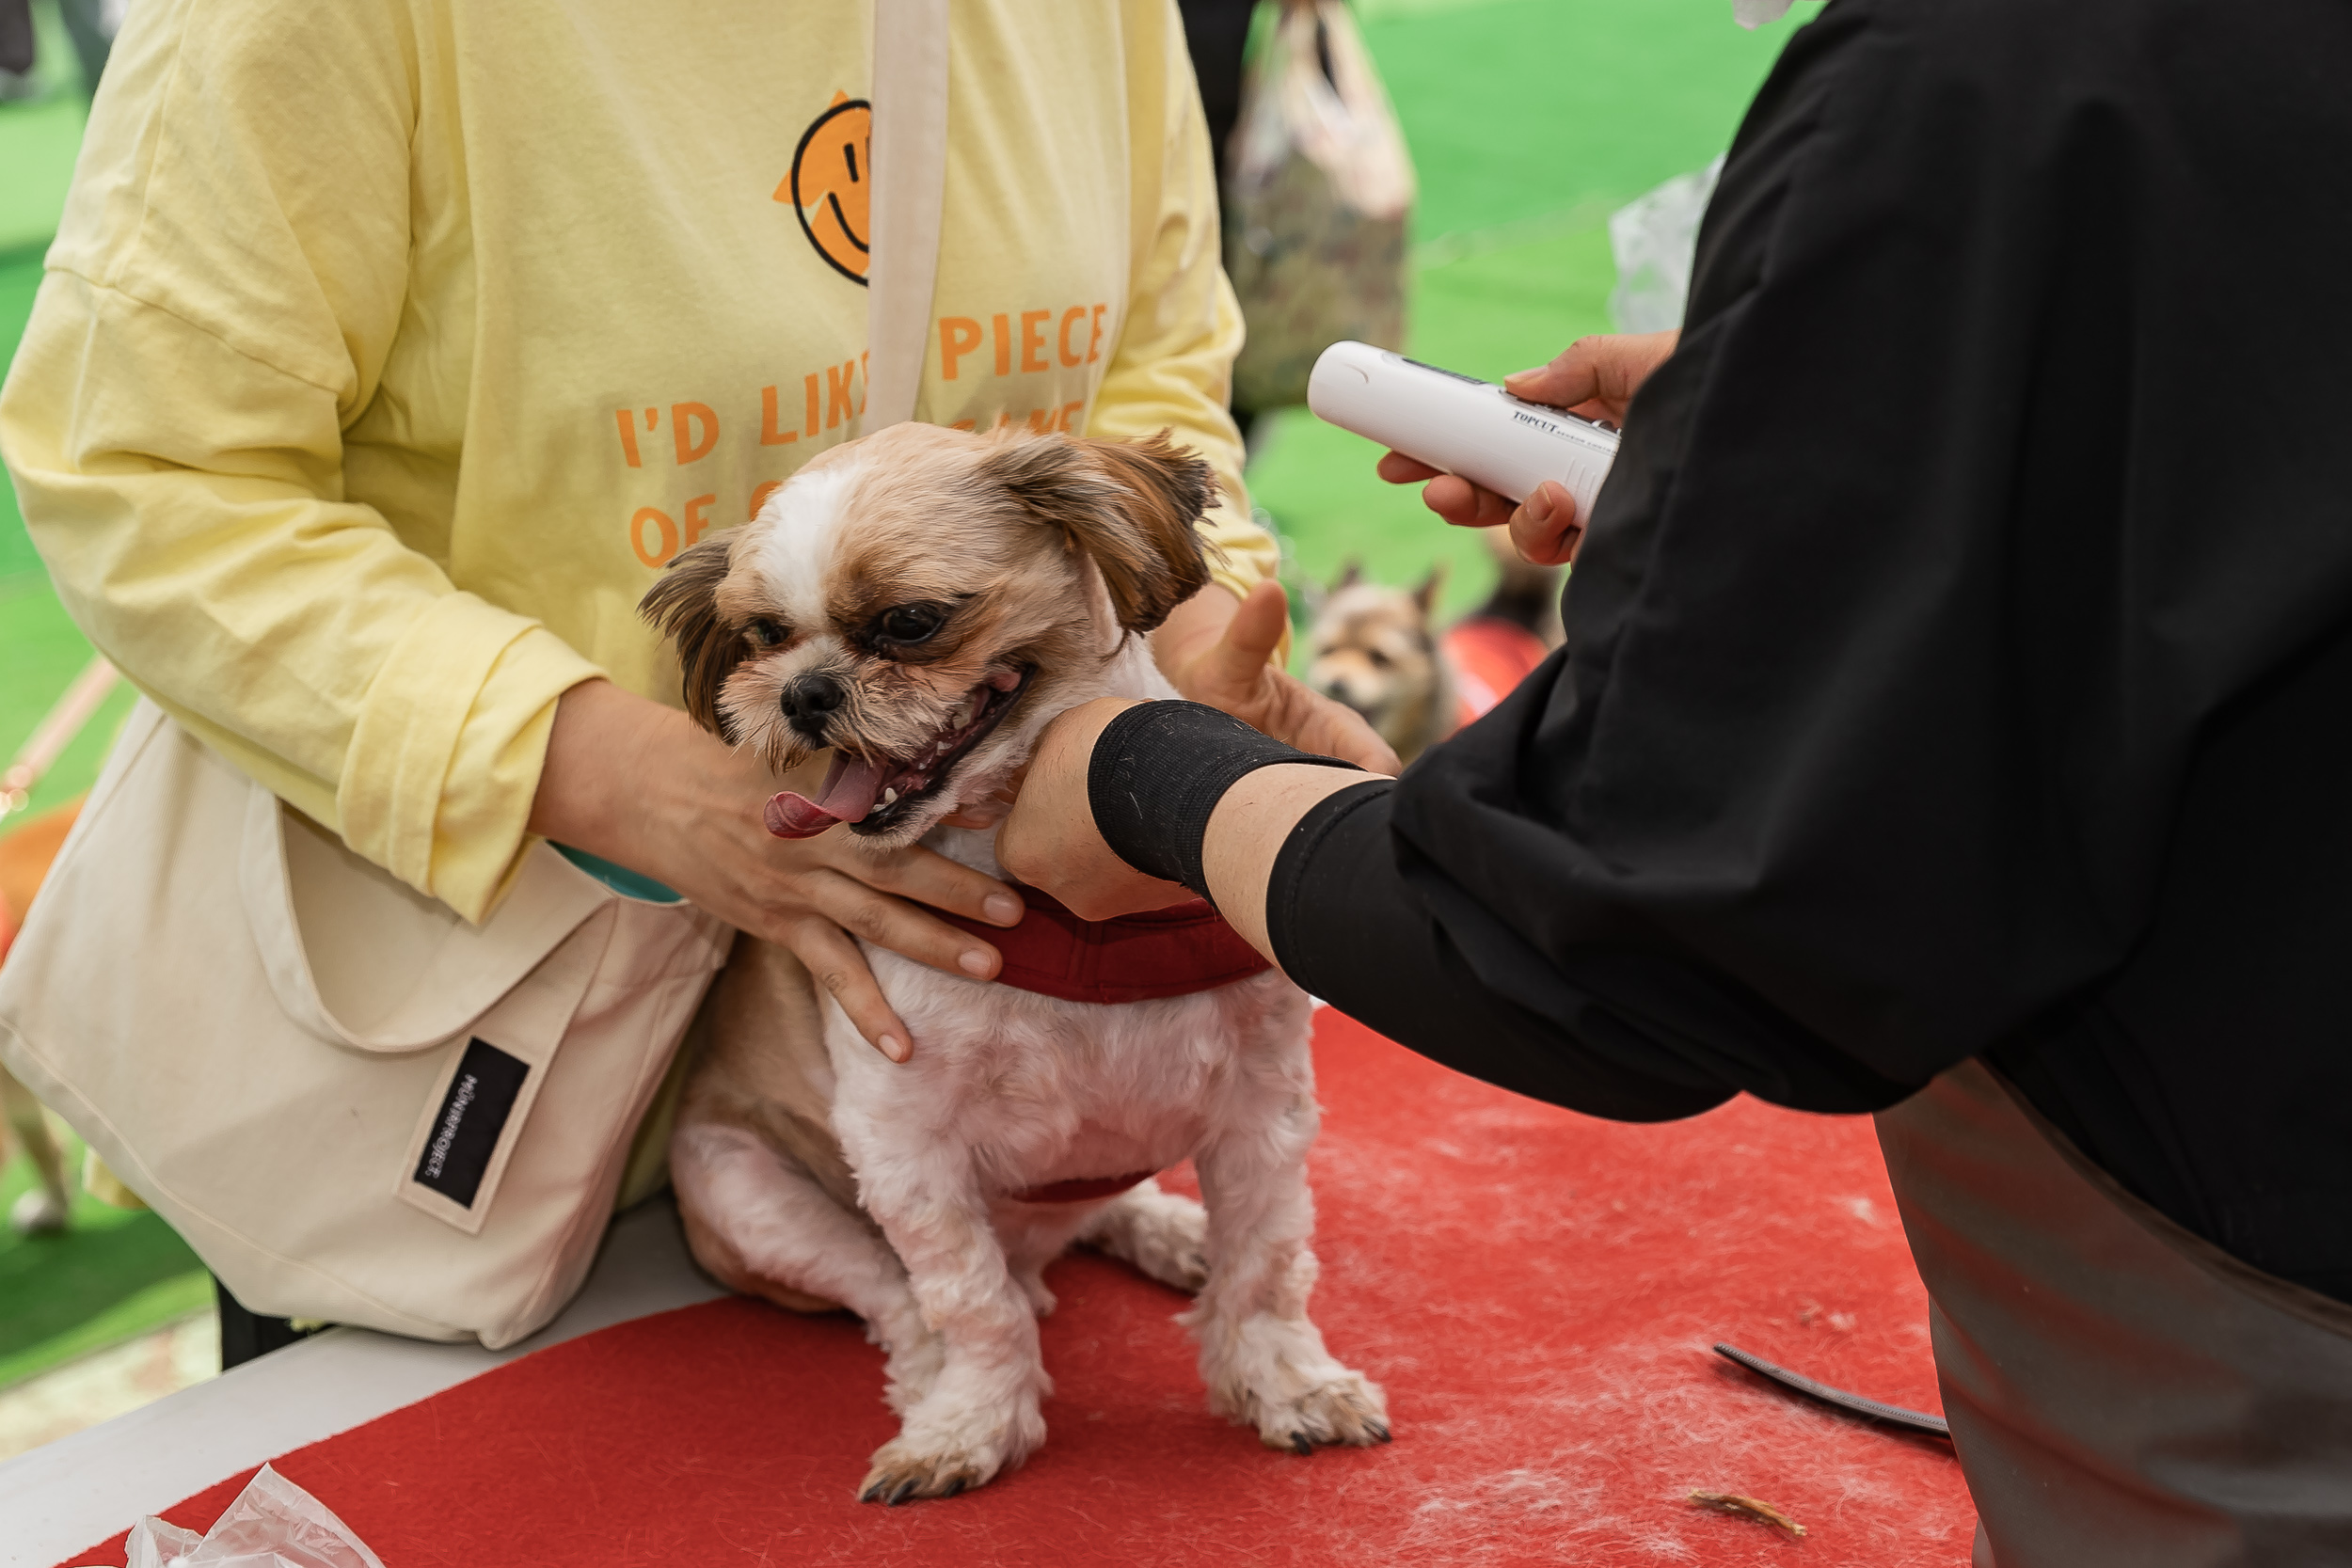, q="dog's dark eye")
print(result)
[744,618,787,649]
[878,603,947,643]
[1366,648,1391,670]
